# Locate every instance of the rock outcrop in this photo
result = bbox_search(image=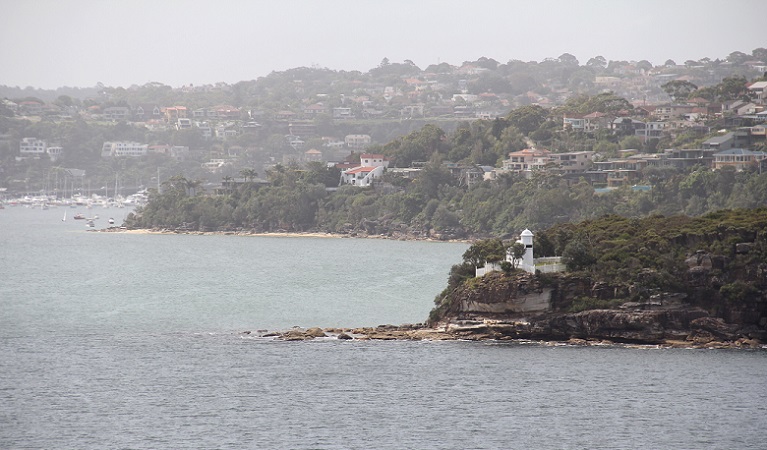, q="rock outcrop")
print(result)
[429,248,767,346]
